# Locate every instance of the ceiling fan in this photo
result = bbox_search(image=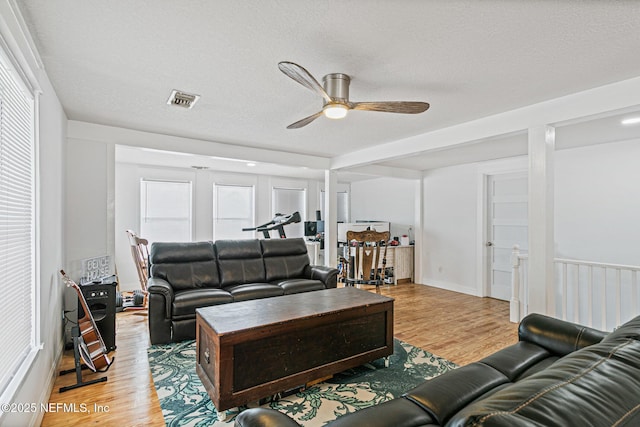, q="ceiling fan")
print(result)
[278,61,430,129]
